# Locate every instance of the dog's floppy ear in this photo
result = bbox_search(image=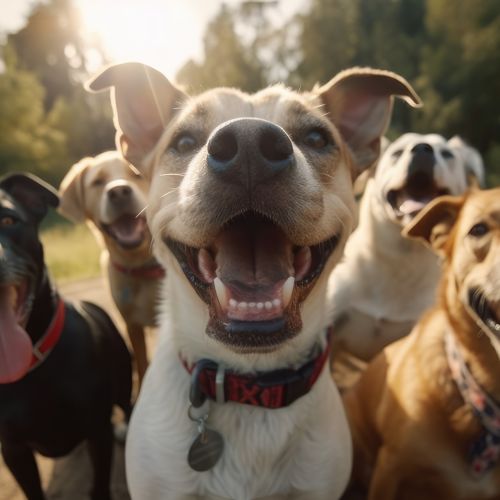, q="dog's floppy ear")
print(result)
[58,157,93,223]
[0,172,59,224]
[402,195,464,256]
[448,136,485,188]
[318,68,422,179]
[86,62,187,175]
